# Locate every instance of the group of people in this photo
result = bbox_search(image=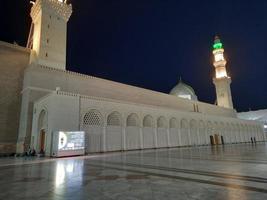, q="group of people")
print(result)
[24,147,45,157]
[25,147,36,156]
[251,137,257,144]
